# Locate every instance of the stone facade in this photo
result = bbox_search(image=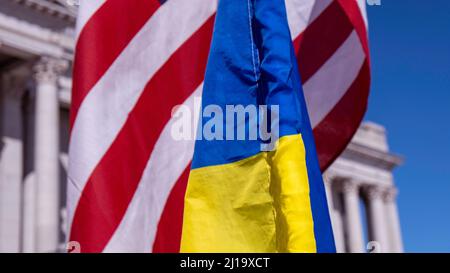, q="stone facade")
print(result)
[0,0,403,253]
[325,122,403,252]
